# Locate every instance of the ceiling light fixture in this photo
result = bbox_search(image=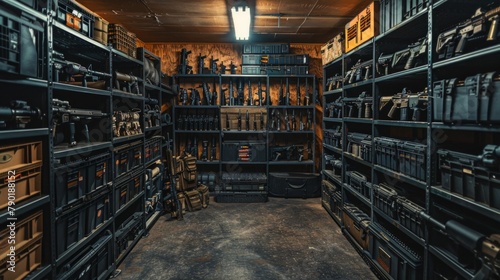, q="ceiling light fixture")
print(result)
[231,2,251,40]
